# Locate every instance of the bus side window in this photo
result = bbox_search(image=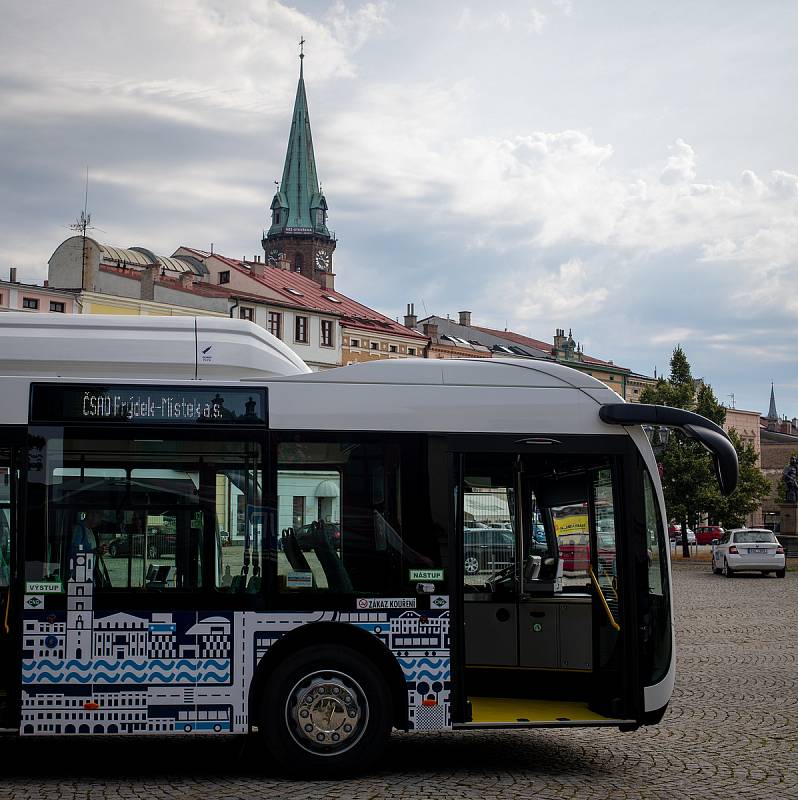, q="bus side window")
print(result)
[274,434,440,596]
